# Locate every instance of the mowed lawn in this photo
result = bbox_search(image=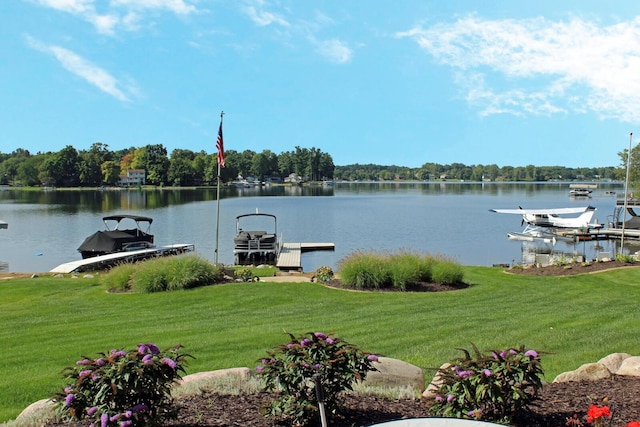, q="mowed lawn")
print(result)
[2,266,640,421]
